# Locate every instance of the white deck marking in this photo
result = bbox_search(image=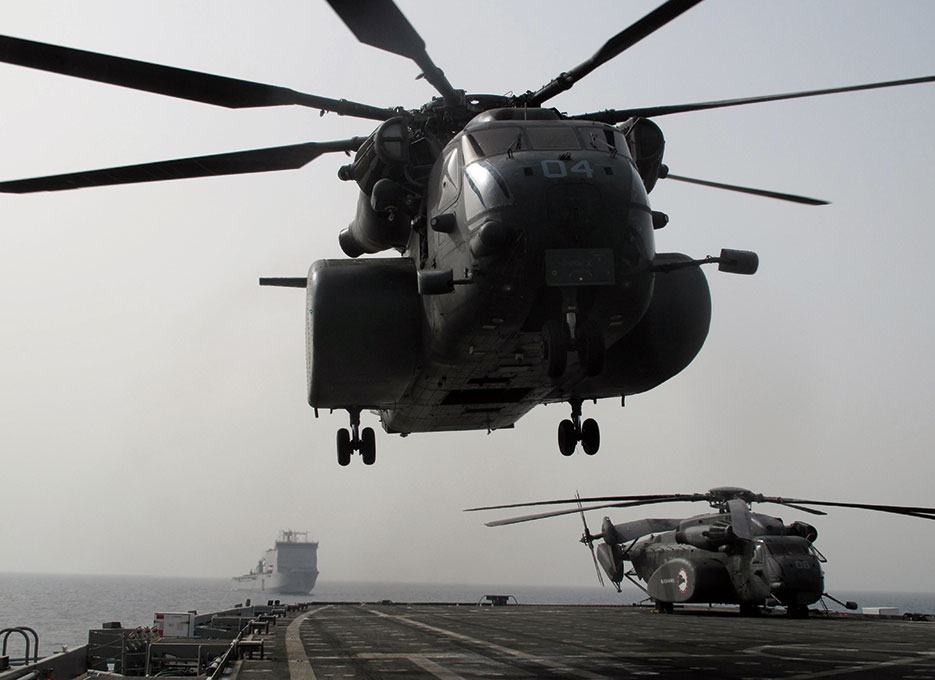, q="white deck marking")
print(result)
[367,609,609,679]
[407,655,468,680]
[287,607,467,680]
[750,645,935,679]
[286,606,332,680]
